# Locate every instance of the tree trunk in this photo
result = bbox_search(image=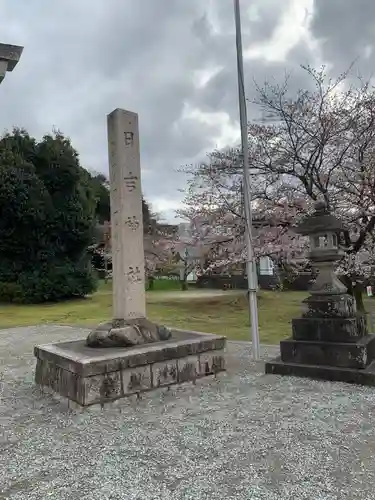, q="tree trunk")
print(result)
[181,261,189,291]
[353,283,365,312]
[340,275,365,312]
[148,276,154,291]
[104,254,108,283]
